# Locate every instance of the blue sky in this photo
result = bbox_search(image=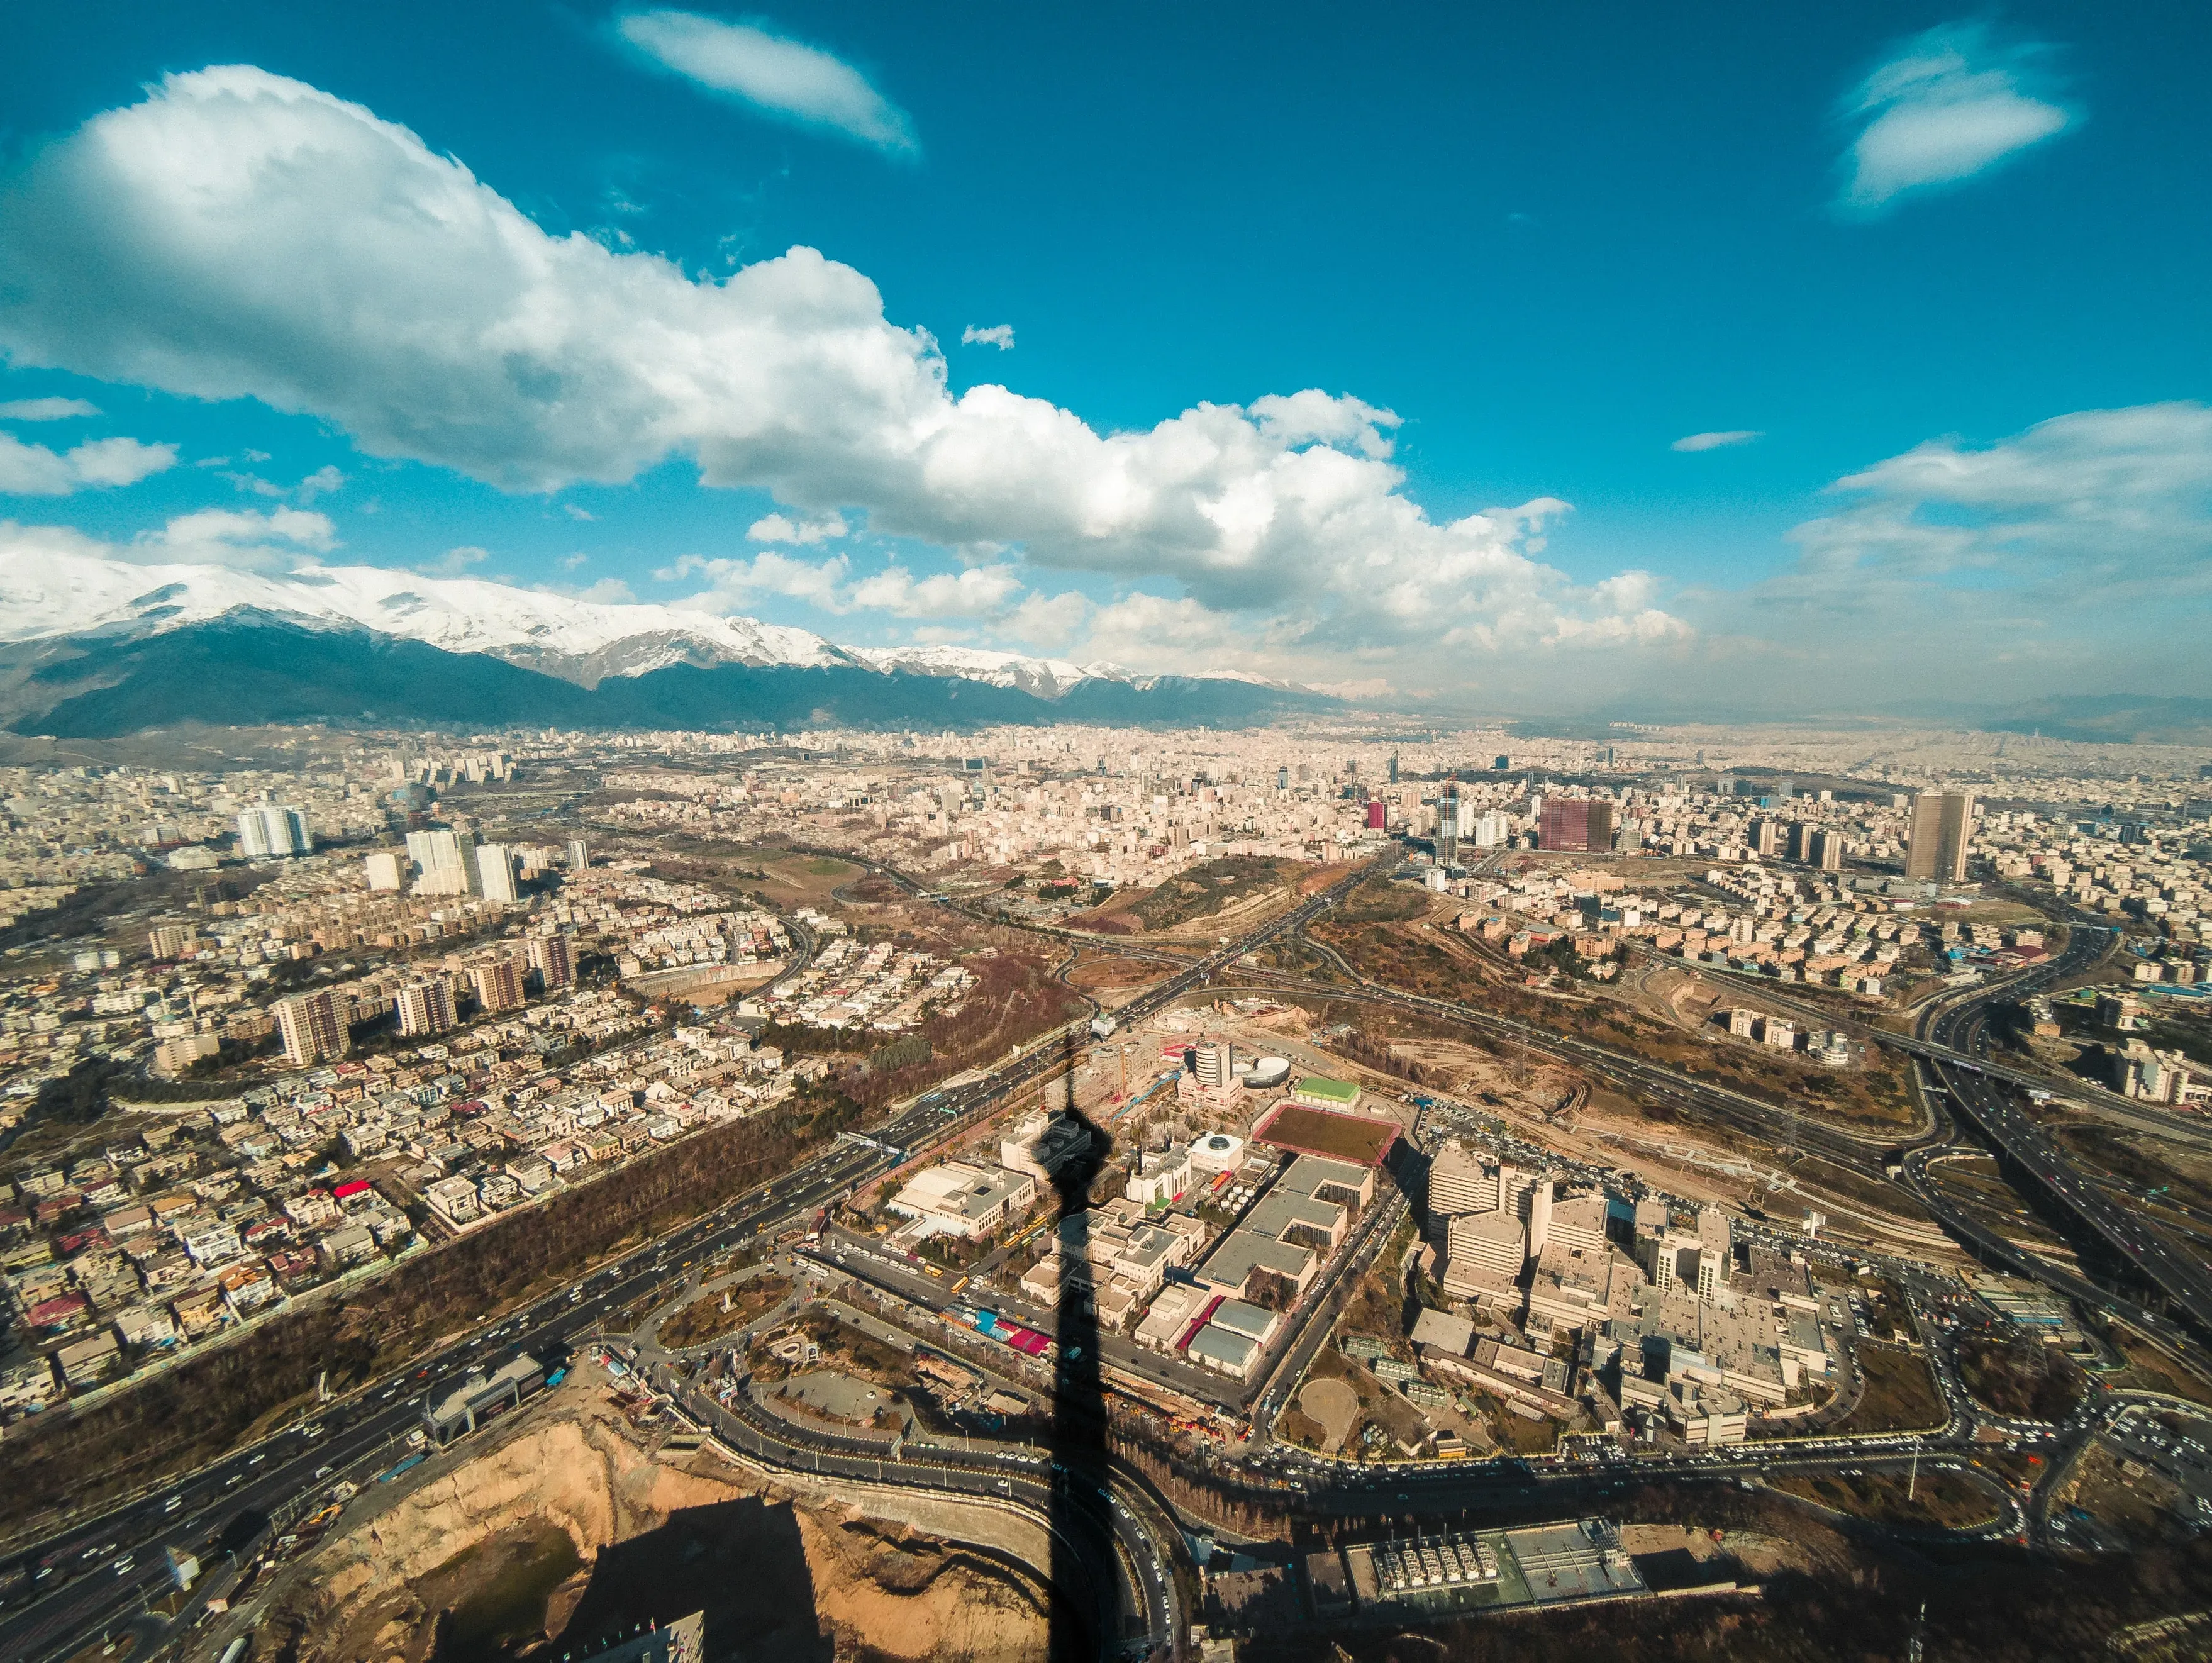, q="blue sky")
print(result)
[1,2,2207,713]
